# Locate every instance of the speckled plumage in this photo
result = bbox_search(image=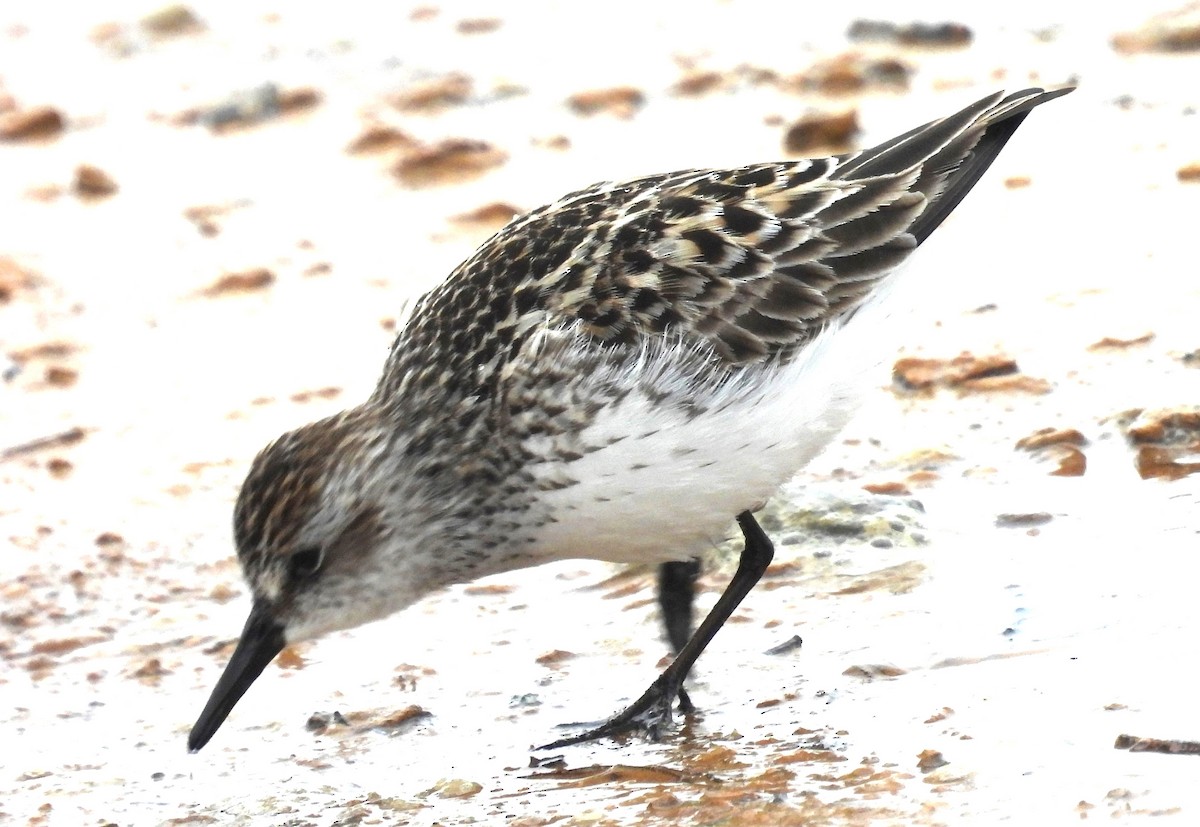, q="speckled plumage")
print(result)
[189,88,1072,752]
